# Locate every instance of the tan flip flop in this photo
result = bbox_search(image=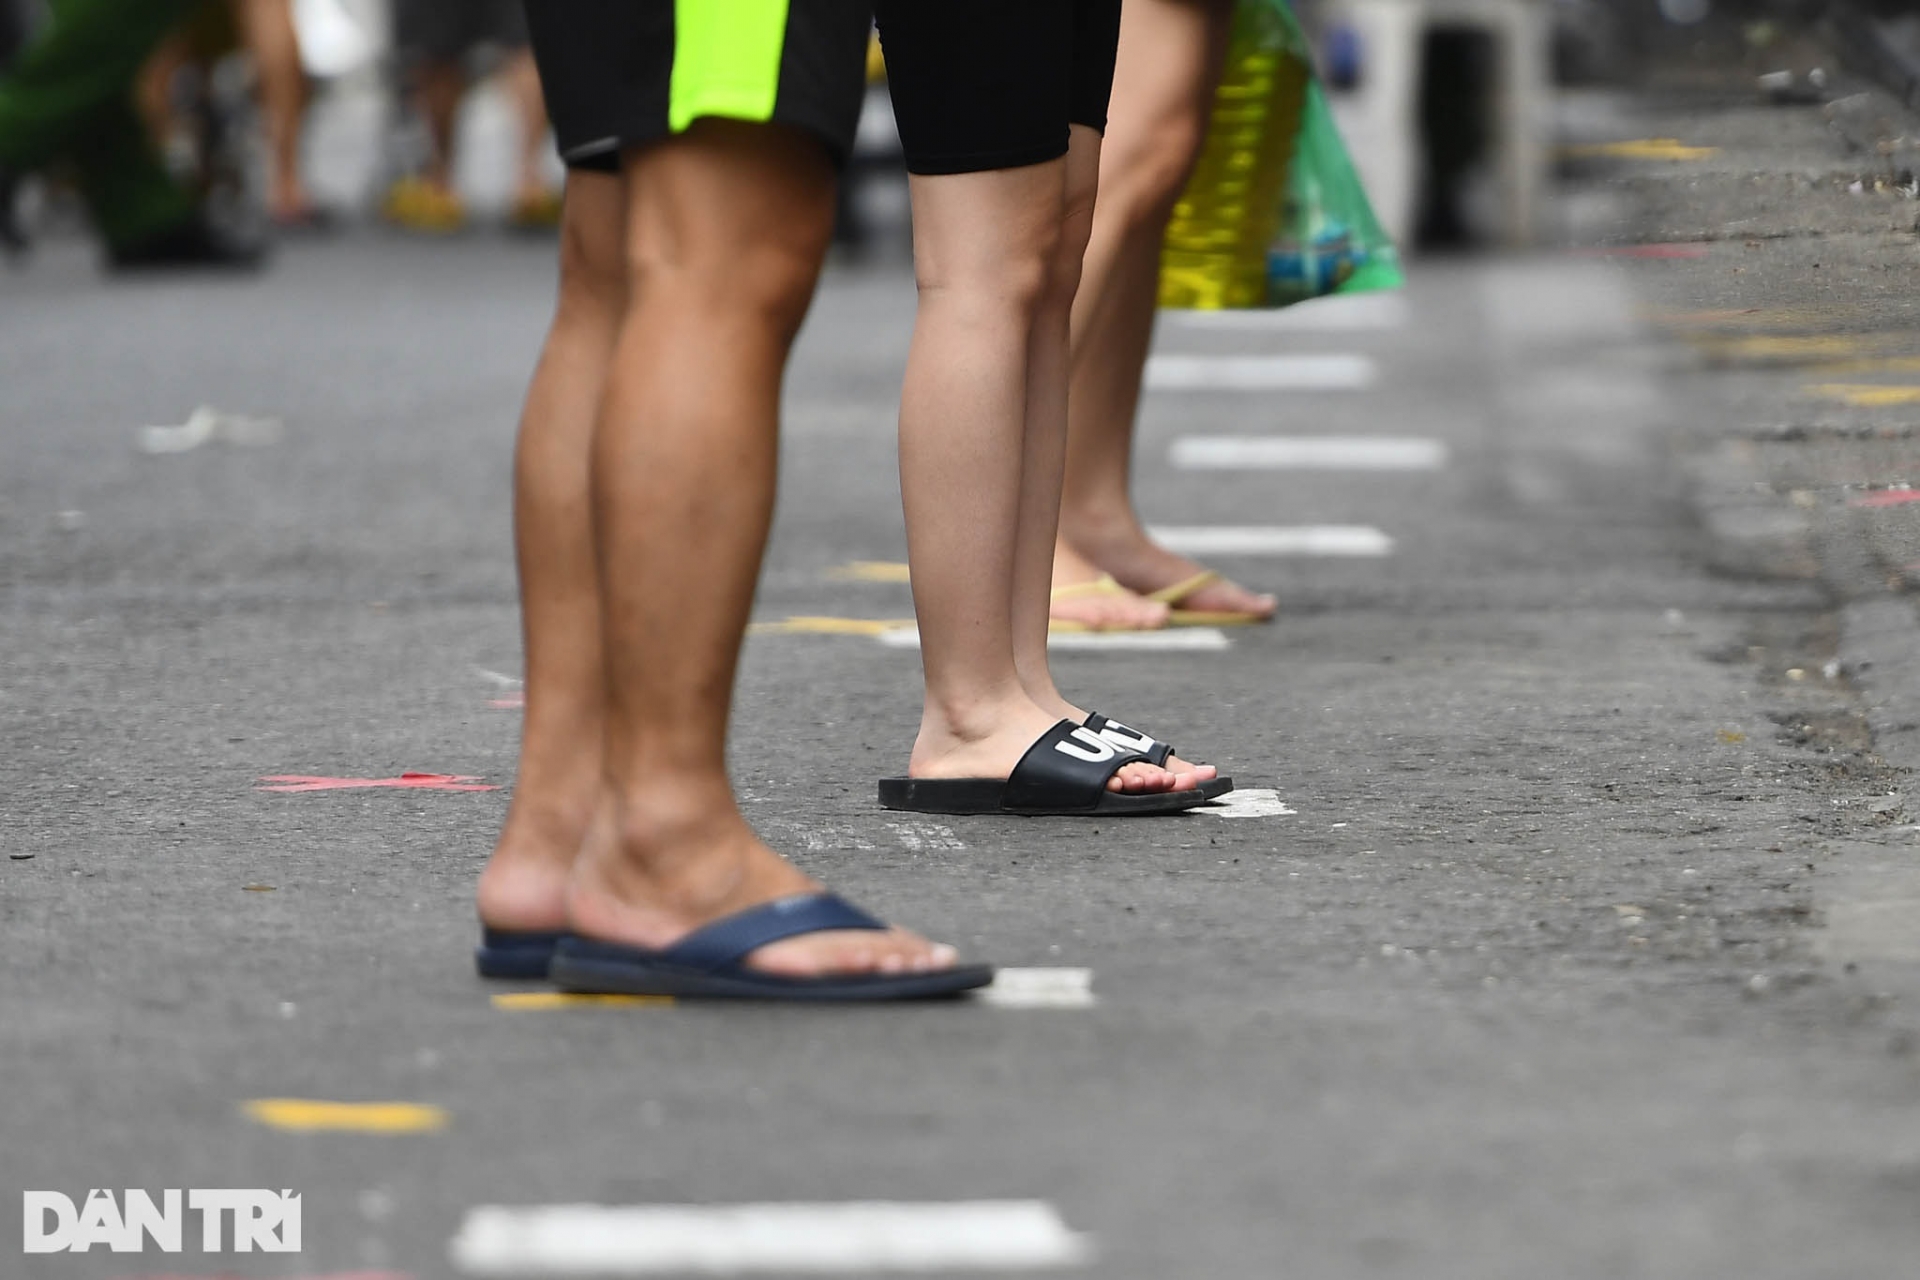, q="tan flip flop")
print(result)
[1146,570,1275,627]
[1049,574,1163,633]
